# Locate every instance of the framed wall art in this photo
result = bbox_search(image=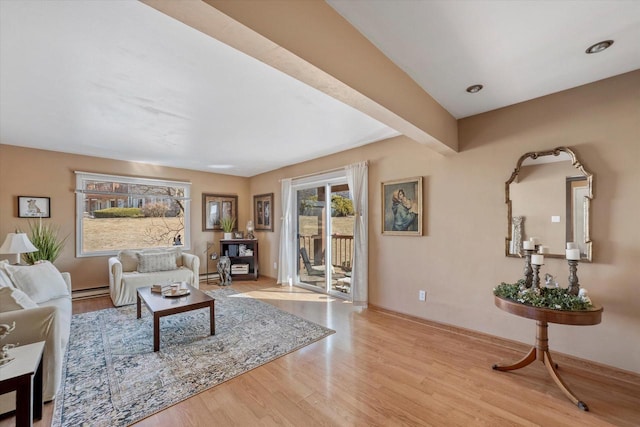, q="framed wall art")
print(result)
[253,193,274,231]
[18,196,51,218]
[381,177,422,236]
[202,193,238,231]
